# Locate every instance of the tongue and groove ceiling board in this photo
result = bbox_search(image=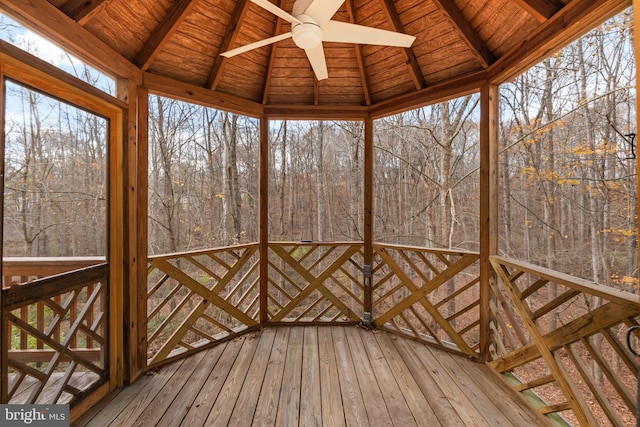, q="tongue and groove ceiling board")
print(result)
[10,0,630,118]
